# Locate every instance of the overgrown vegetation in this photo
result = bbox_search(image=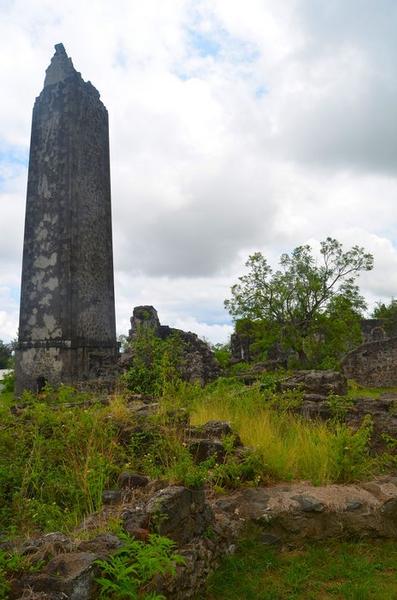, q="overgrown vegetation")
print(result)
[372,297,397,337]
[95,533,184,600]
[121,329,184,396]
[0,547,44,600]
[0,340,12,369]
[3,339,397,555]
[0,384,124,535]
[224,237,373,368]
[1,371,392,540]
[185,376,378,484]
[205,526,397,599]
